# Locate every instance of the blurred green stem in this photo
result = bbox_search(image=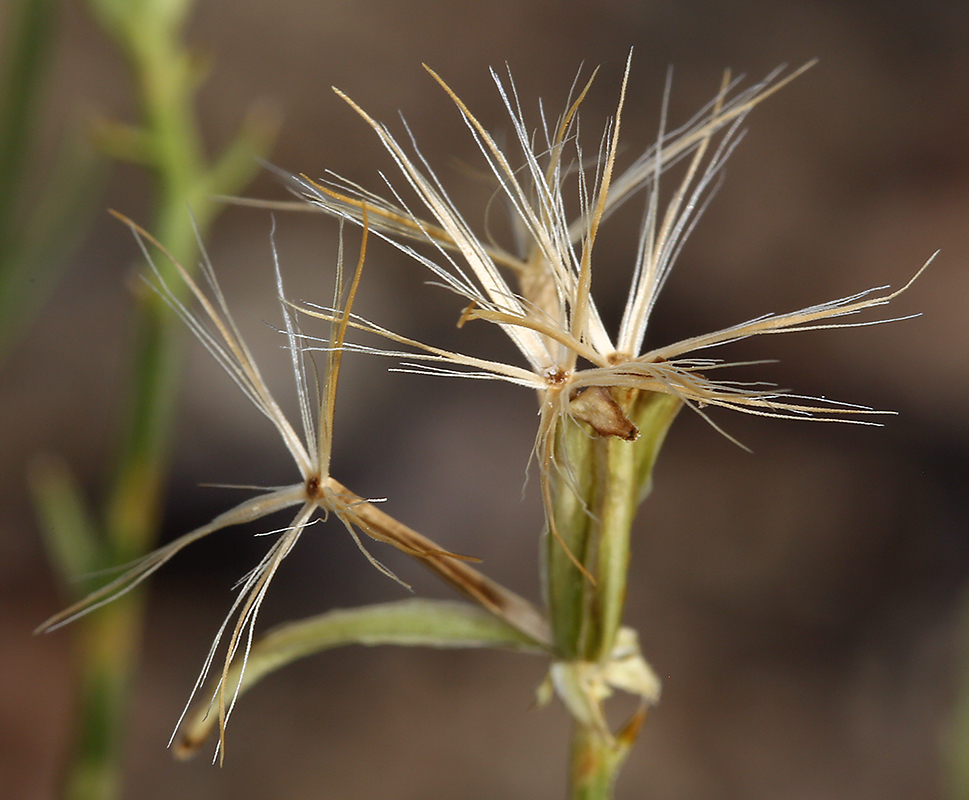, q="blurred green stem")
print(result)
[0,0,55,235]
[32,2,276,799]
[0,0,104,360]
[64,600,146,800]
